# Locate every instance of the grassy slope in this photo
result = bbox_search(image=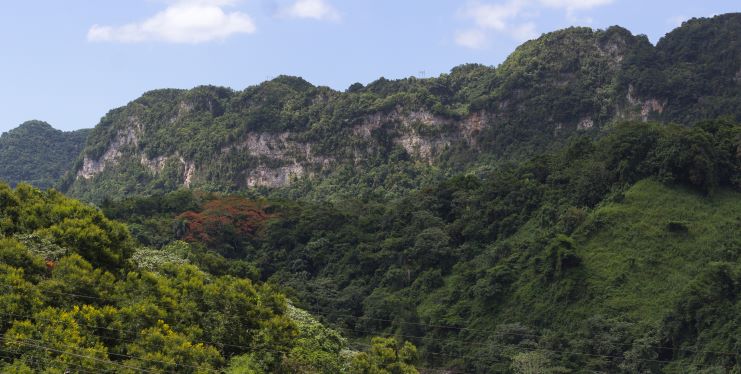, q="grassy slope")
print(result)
[572,179,740,324]
[419,179,740,336]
